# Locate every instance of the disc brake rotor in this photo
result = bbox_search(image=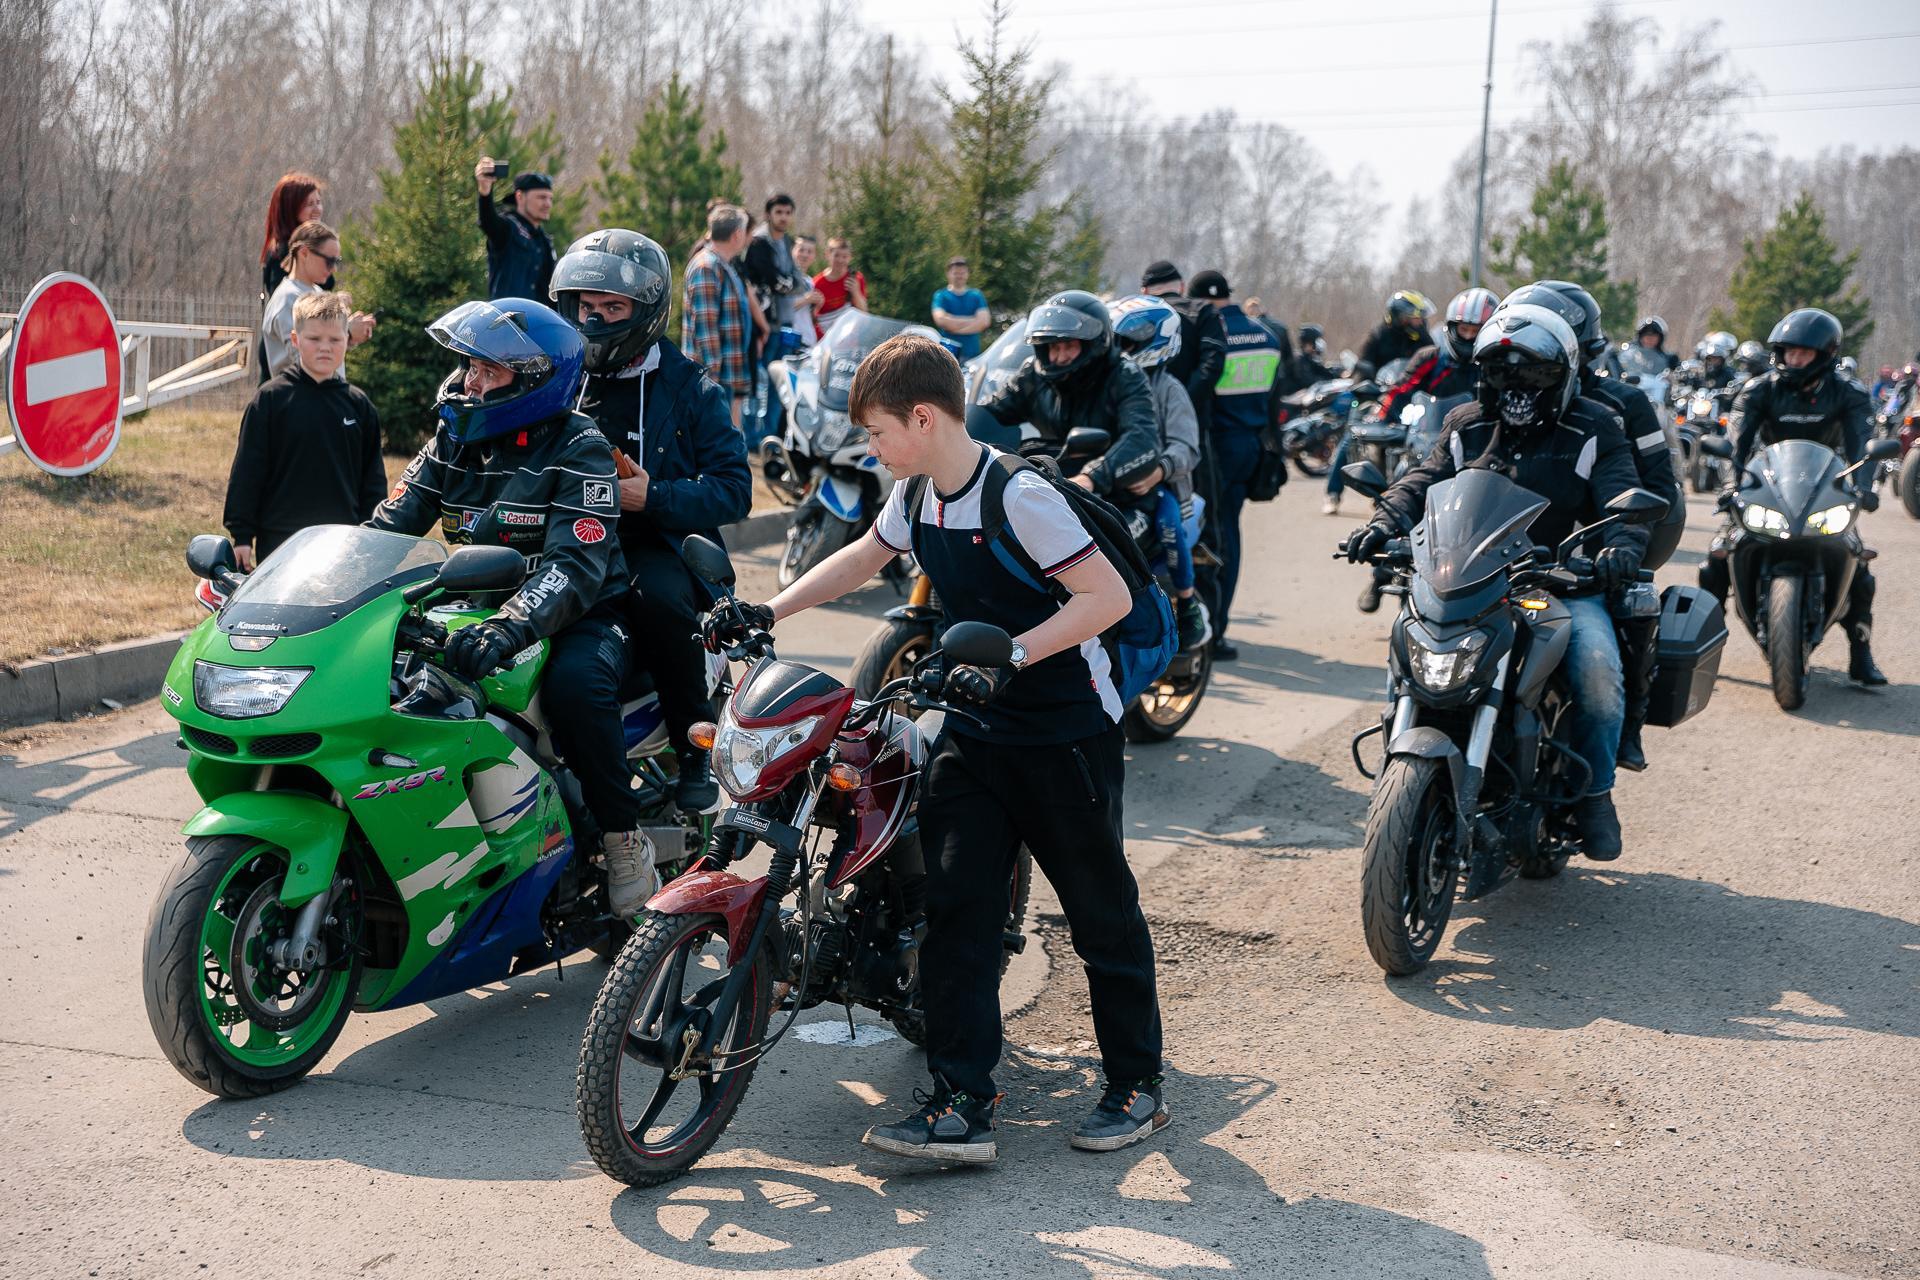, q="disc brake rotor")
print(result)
[229,878,330,1032]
